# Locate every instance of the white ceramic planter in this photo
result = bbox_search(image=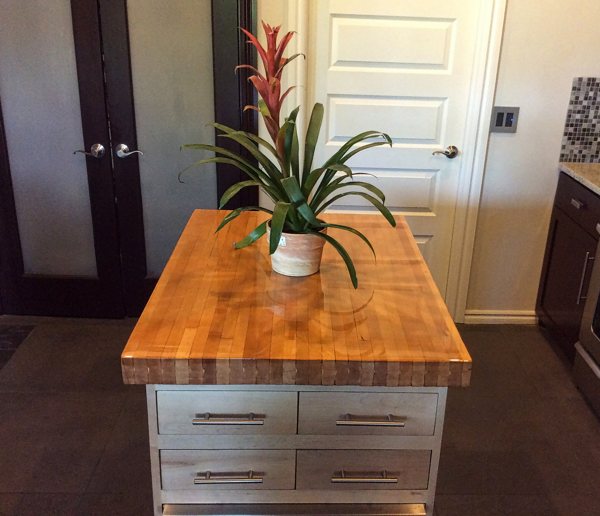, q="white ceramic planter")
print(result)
[267,227,327,277]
